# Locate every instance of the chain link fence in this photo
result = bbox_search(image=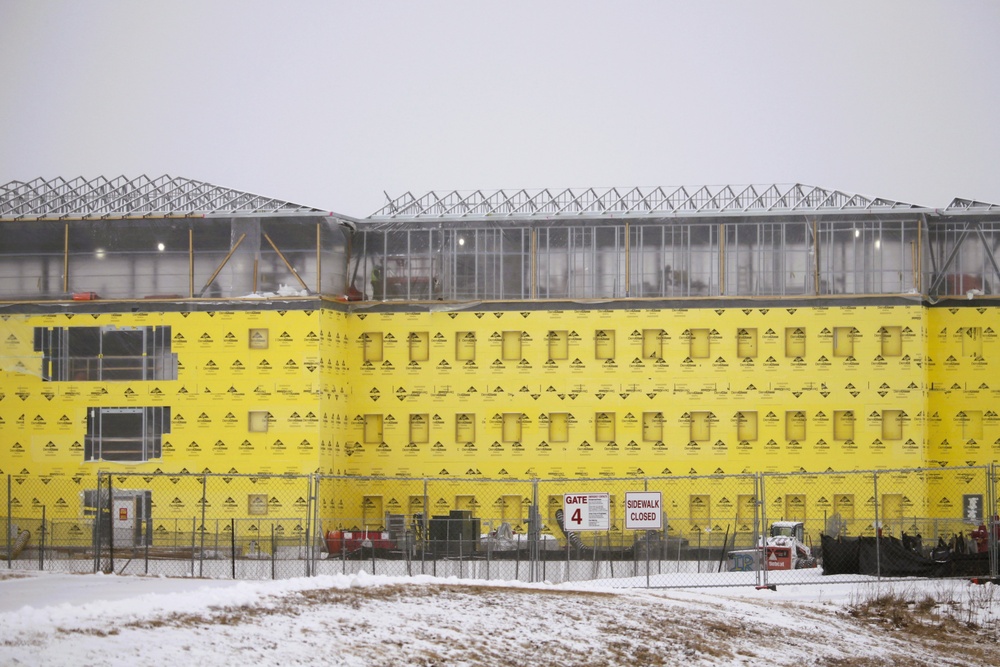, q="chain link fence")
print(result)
[4,467,998,587]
